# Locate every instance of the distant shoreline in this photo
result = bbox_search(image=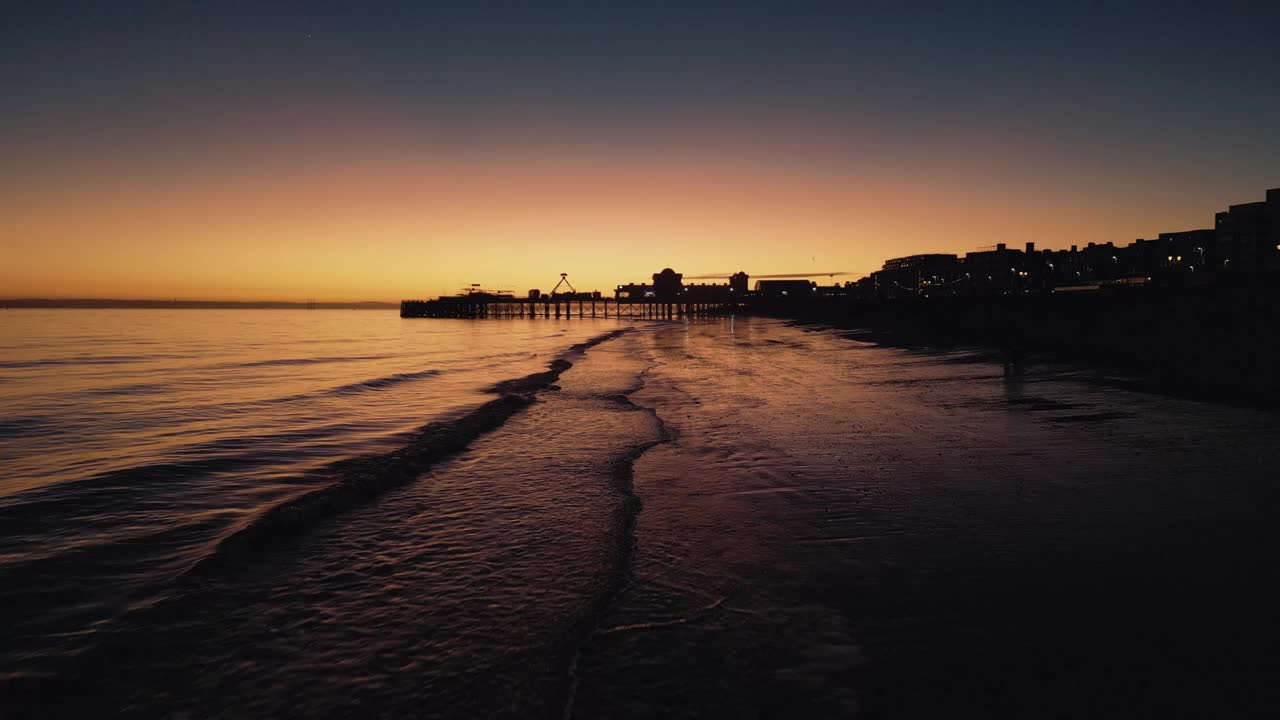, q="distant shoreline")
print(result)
[0,299,398,310]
